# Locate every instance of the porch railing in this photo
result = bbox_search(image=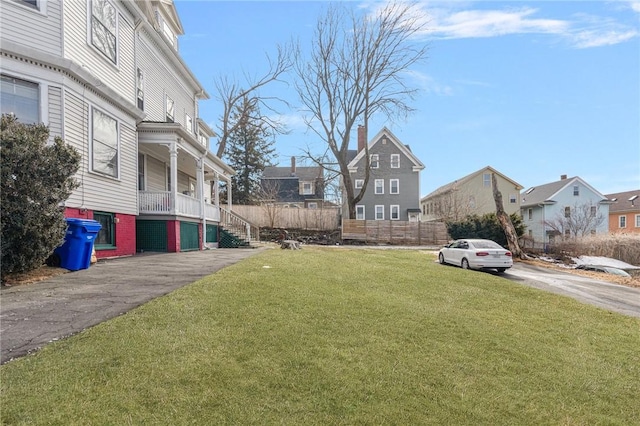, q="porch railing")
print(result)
[220,207,260,244]
[139,191,220,222]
